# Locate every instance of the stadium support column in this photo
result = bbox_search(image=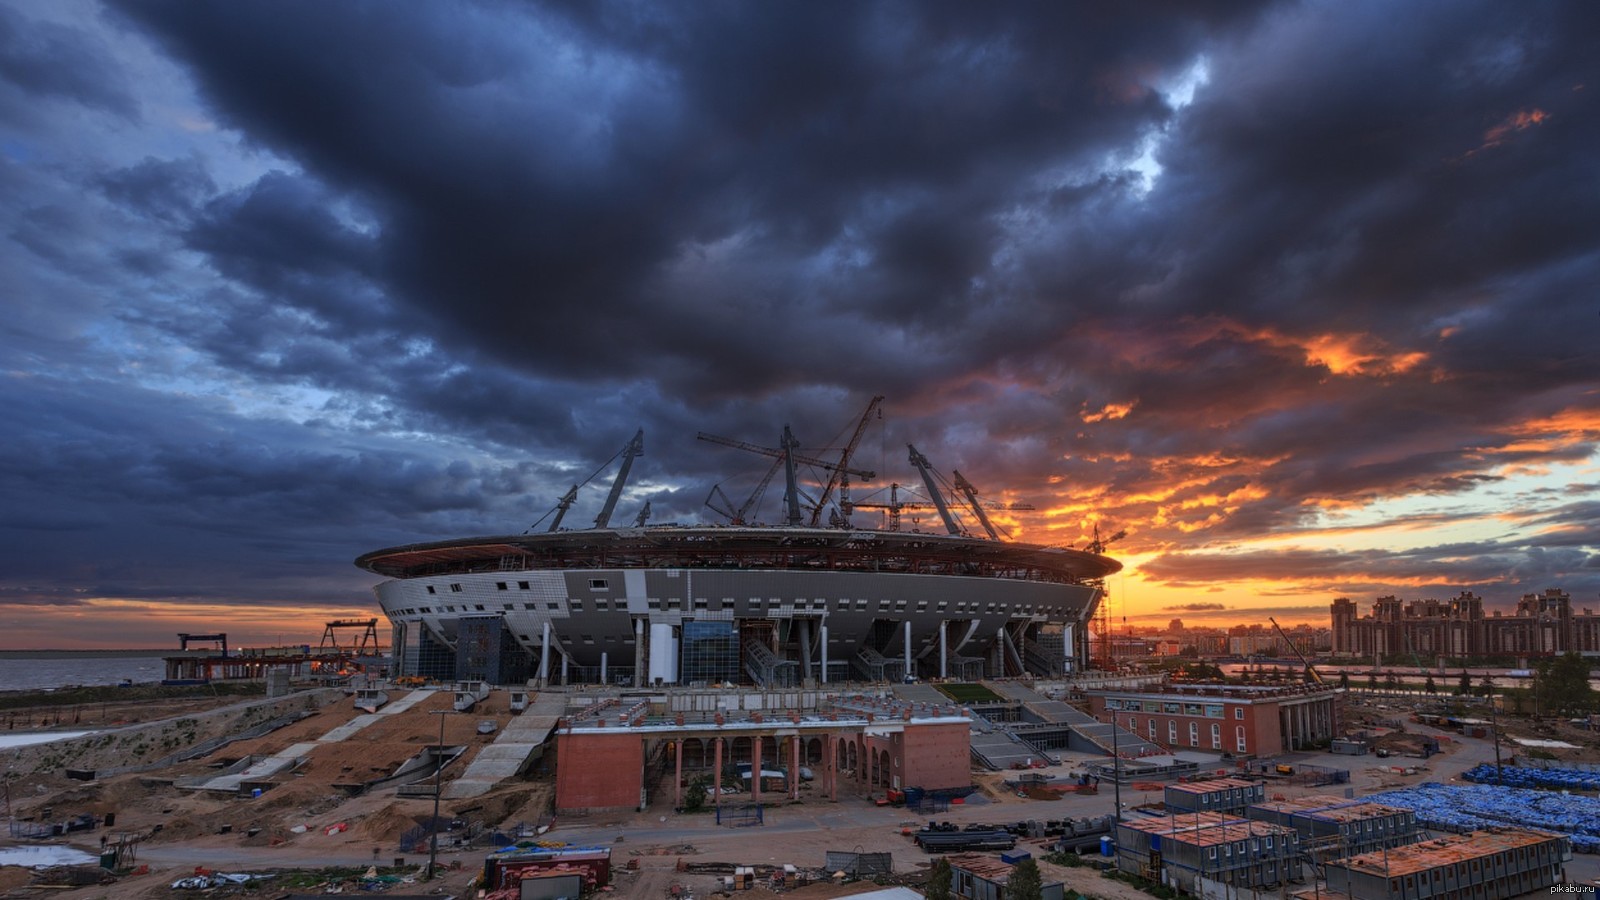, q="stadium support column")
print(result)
[790,734,801,800]
[560,652,568,686]
[713,737,724,809]
[940,620,948,679]
[820,624,829,684]
[752,734,763,804]
[600,652,607,685]
[674,738,683,810]
[539,621,551,686]
[635,618,645,684]
[799,619,813,685]
[904,620,912,680]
